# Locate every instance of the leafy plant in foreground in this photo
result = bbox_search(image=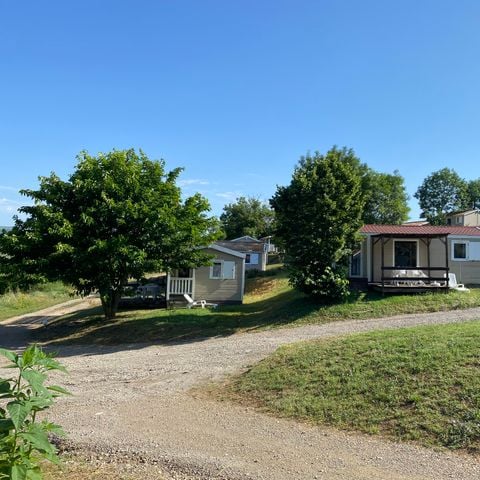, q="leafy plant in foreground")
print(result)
[0,345,69,480]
